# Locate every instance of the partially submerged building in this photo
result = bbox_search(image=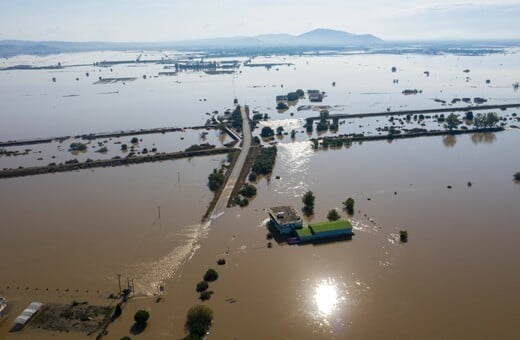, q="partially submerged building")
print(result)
[307,89,324,102]
[12,301,43,330]
[295,219,353,243]
[268,206,303,235]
